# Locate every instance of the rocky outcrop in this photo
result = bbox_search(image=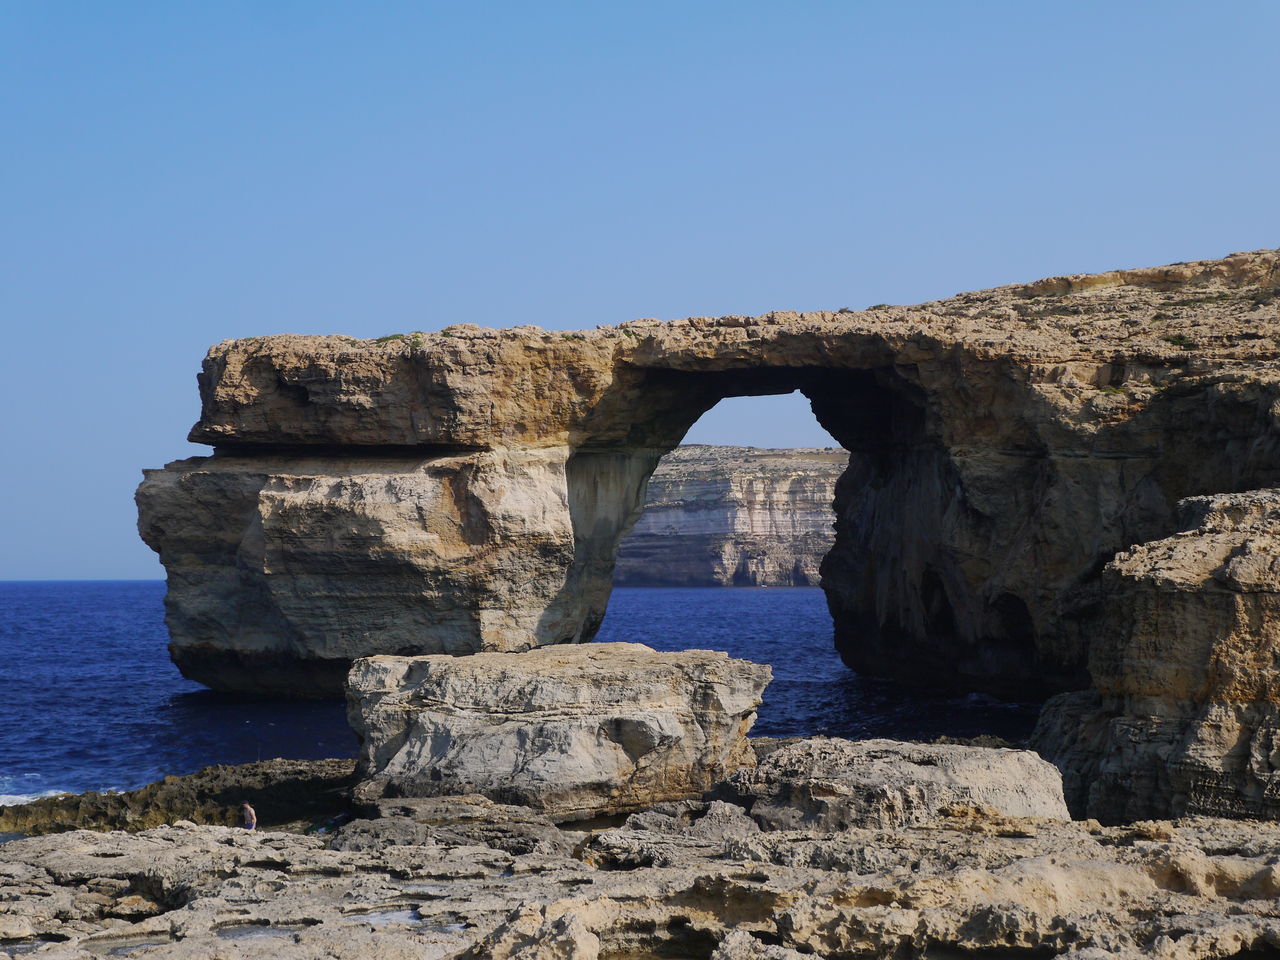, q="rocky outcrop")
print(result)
[614,445,845,586]
[0,759,355,836]
[711,737,1069,830]
[139,249,1280,697]
[1035,489,1280,822]
[137,250,1280,818]
[347,643,770,820]
[9,783,1280,958]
